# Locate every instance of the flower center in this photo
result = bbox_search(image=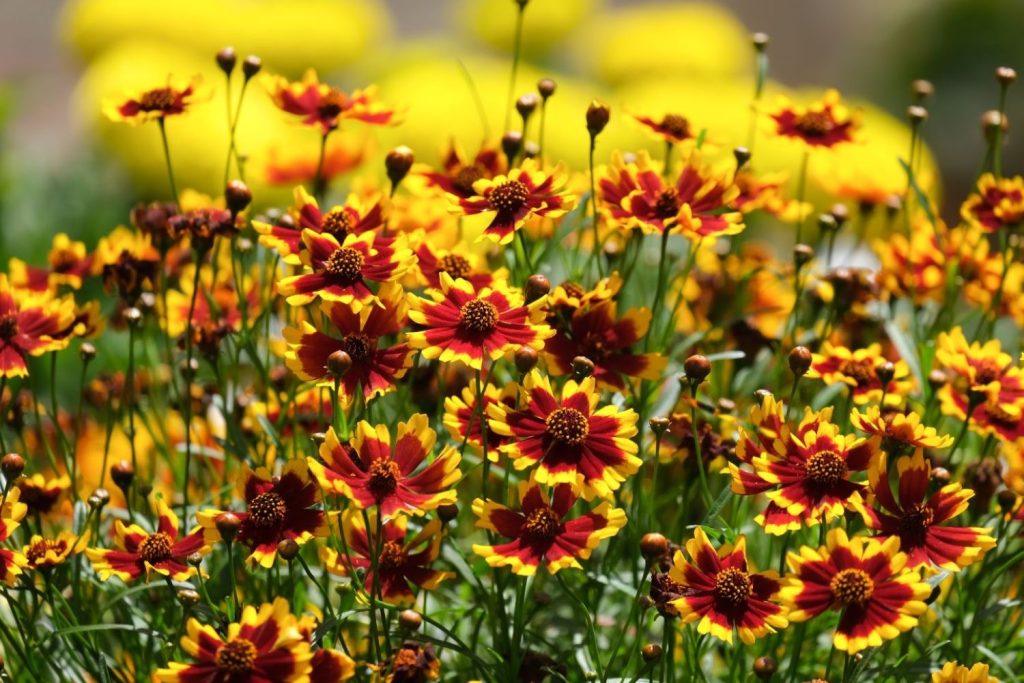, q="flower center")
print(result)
[0,315,18,341]
[794,110,835,137]
[459,298,499,333]
[838,358,876,387]
[714,567,753,607]
[488,180,529,213]
[248,492,287,528]
[522,505,561,541]
[545,407,590,445]
[974,360,1002,386]
[324,247,364,283]
[25,538,64,565]
[438,253,472,280]
[453,166,484,197]
[660,114,691,139]
[317,91,347,120]
[560,281,585,300]
[367,459,402,499]
[830,568,874,605]
[321,209,352,239]
[897,503,934,546]
[804,450,847,487]
[215,638,257,673]
[138,532,174,563]
[138,87,175,112]
[984,401,1018,426]
[654,188,680,219]
[341,333,372,362]
[378,540,405,571]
